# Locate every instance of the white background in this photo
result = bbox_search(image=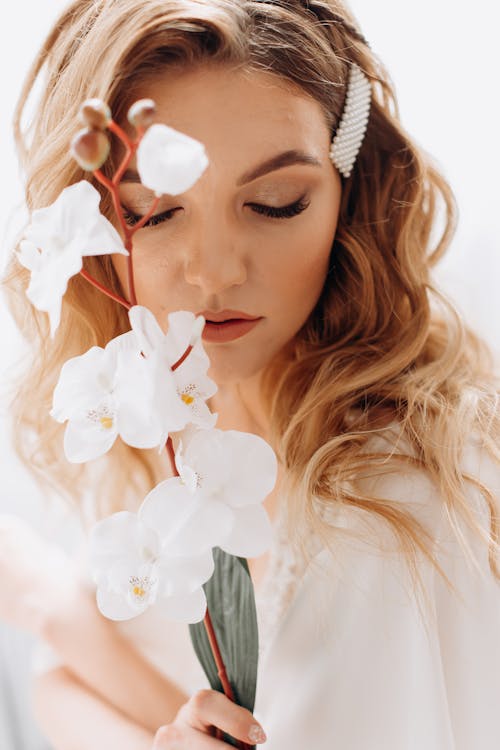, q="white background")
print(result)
[0,2,498,745]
